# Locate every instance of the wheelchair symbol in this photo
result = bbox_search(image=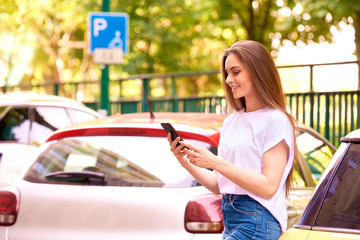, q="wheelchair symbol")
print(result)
[108,31,123,49]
